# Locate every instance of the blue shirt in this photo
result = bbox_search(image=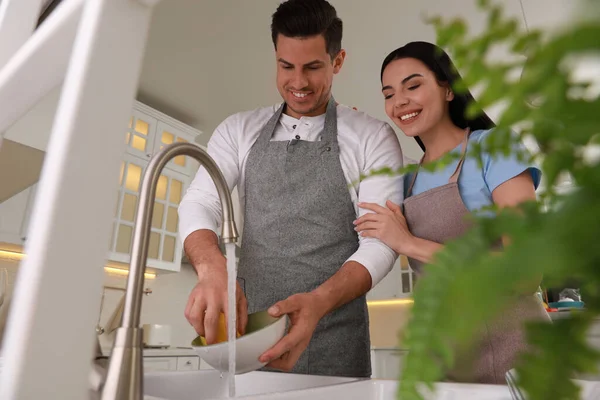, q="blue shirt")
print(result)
[404,128,542,215]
